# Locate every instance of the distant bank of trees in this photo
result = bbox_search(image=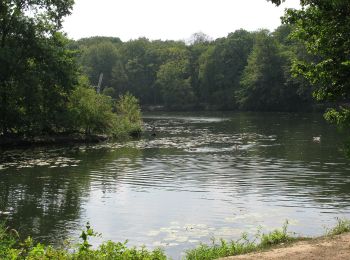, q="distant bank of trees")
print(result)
[1,0,348,139]
[72,27,318,111]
